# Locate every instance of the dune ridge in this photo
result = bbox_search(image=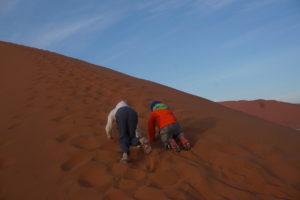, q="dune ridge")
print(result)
[219,100,300,130]
[0,41,300,200]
